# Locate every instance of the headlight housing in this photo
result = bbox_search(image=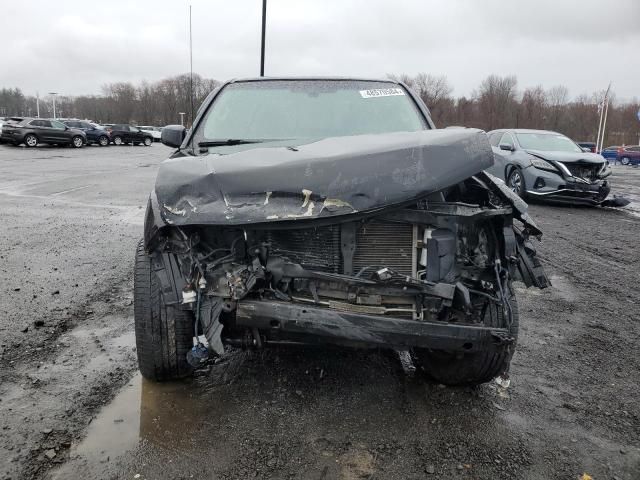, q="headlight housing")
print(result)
[530,158,559,172]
